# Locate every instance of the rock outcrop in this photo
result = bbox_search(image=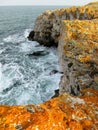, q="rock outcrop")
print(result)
[28,3,97,46]
[0,2,98,130]
[58,20,98,95]
[0,89,98,130]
